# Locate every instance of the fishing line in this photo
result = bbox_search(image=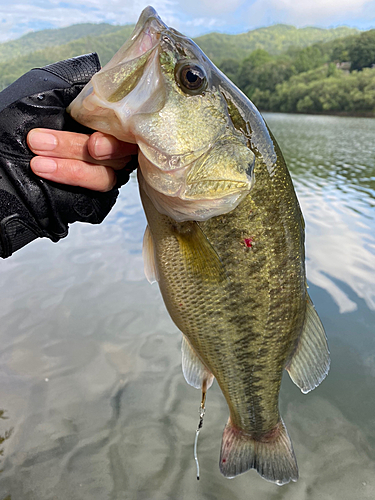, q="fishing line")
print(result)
[194,390,206,480]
